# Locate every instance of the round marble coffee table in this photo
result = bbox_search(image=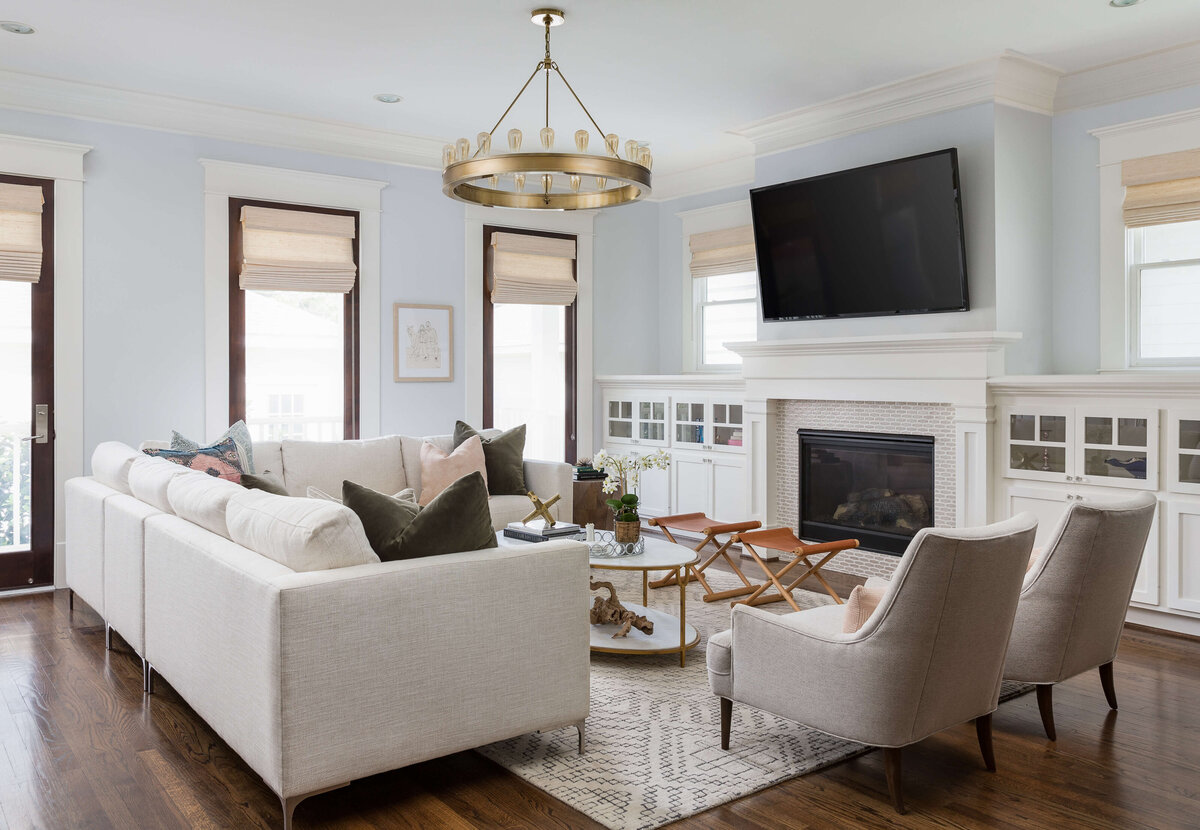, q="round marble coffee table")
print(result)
[589,536,700,667]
